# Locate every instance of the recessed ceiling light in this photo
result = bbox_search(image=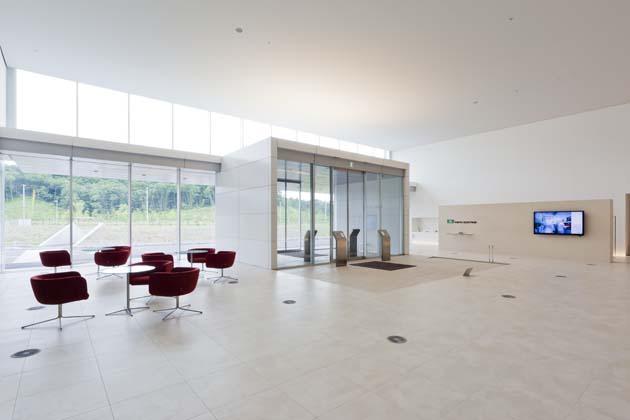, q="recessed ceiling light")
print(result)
[235,27,244,34]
